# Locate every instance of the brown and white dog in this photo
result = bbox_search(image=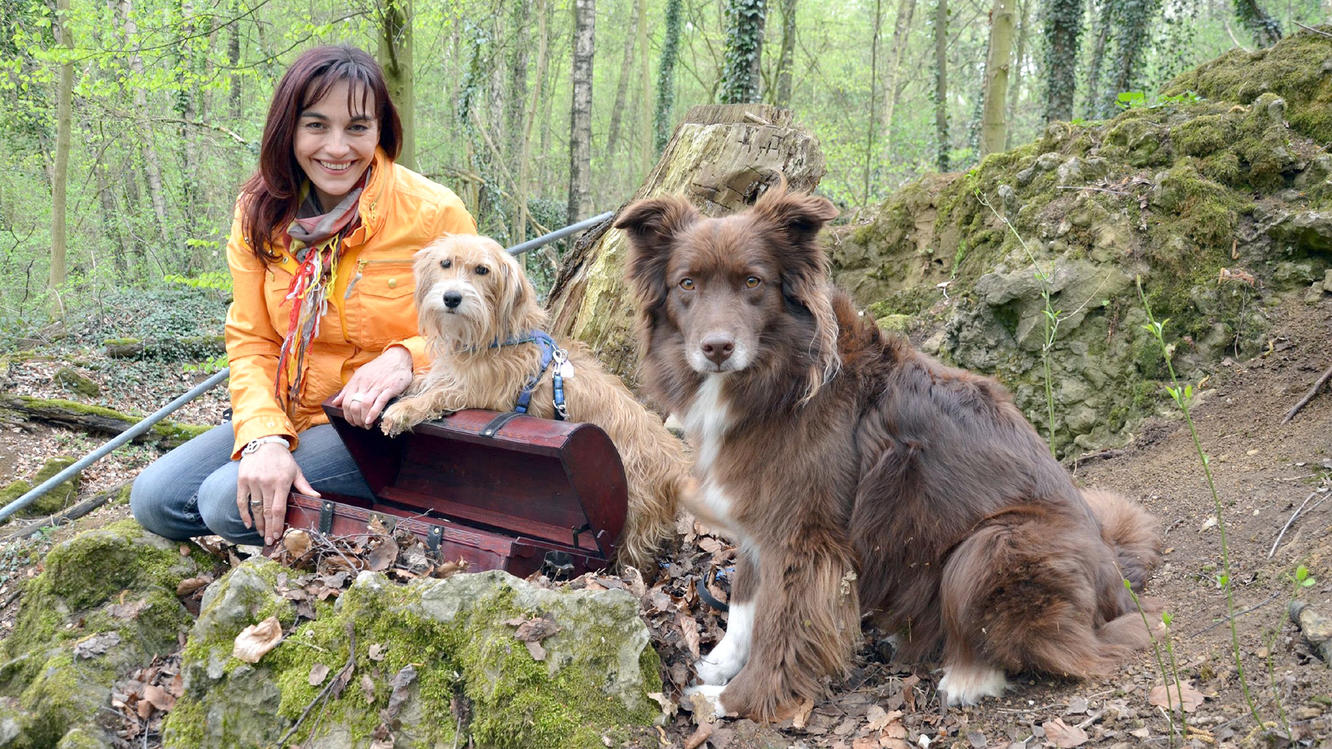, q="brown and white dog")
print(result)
[616,187,1162,720]
[379,233,690,572]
